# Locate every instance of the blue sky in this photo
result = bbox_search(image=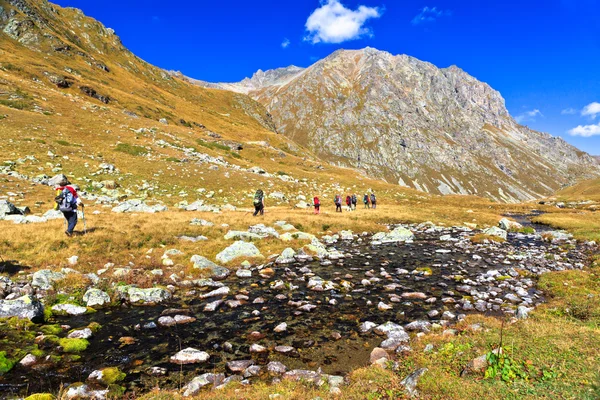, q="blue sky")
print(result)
[55,0,600,154]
